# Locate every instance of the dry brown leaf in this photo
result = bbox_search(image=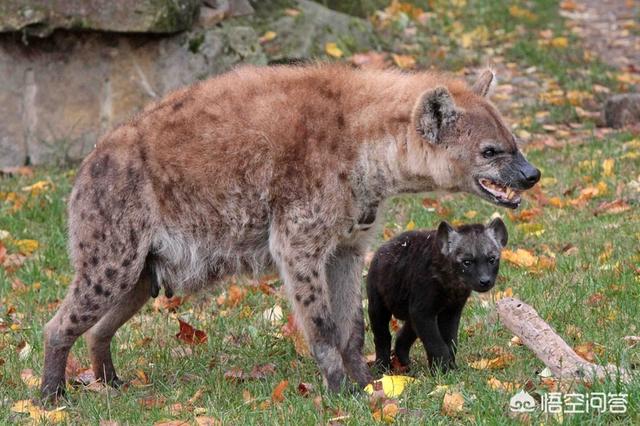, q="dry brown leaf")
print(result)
[469,352,515,370]
[175,319,207,345]
[372,401,399,423]
[350,51,389,69]
[487,377,519,392]
[391,54,416,69]
[574,342,596,362]
[441,391,465,417]
[153,421,189,426]
[502,248,538,268]
[139,395,167,409]
[594,199,631,216]
[195,417,221,426]
[153,295,183,311]
[282,314,310,357]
